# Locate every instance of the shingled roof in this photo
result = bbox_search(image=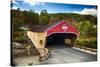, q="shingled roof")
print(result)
[29,20,62,32]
